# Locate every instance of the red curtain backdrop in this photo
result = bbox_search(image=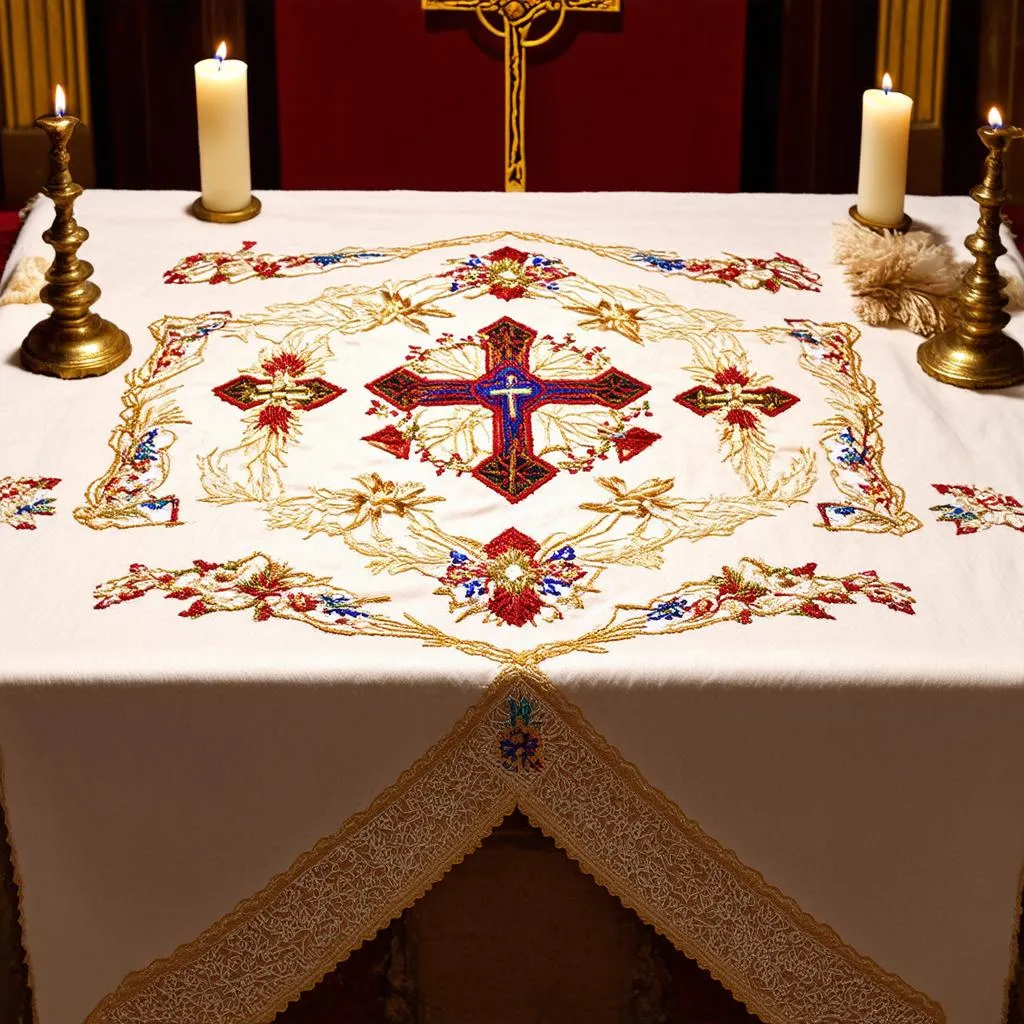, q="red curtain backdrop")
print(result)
[275,0,747,191]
